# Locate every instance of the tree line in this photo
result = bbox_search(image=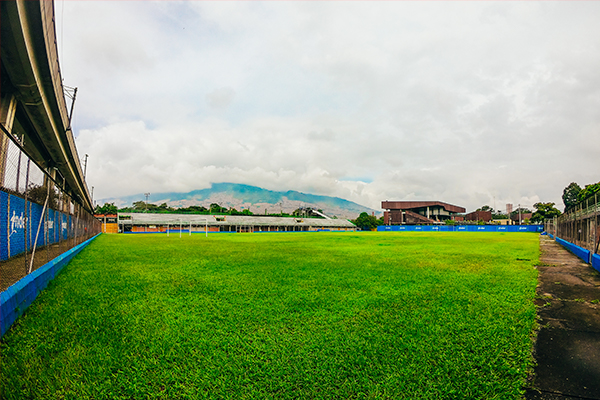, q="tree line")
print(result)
[562,181,600,212]
[94,202,330,219]
[473,204,561,224]
[95,180,599,229]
